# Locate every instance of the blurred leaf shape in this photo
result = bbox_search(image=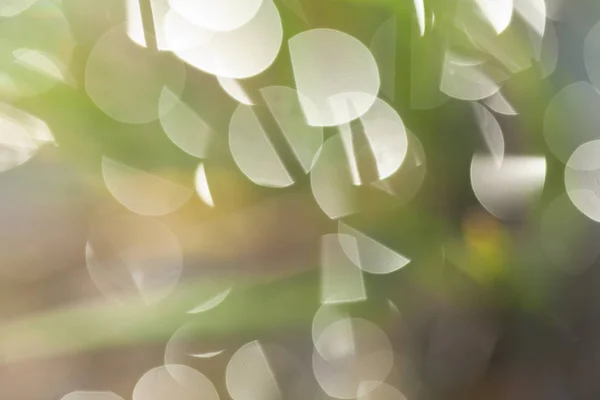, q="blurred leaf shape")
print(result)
[229,103,294,188]
[483,90,518,115]
[186,287,231,314]
[320,234,366,305]
[12,48,72,85]
[338,222,411,275]
[159,88,213,159]
[0,103,55,173]
[86,24,186,124]
[441,52,502,100]
[102,157,193,216]
[289,28,380,127]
